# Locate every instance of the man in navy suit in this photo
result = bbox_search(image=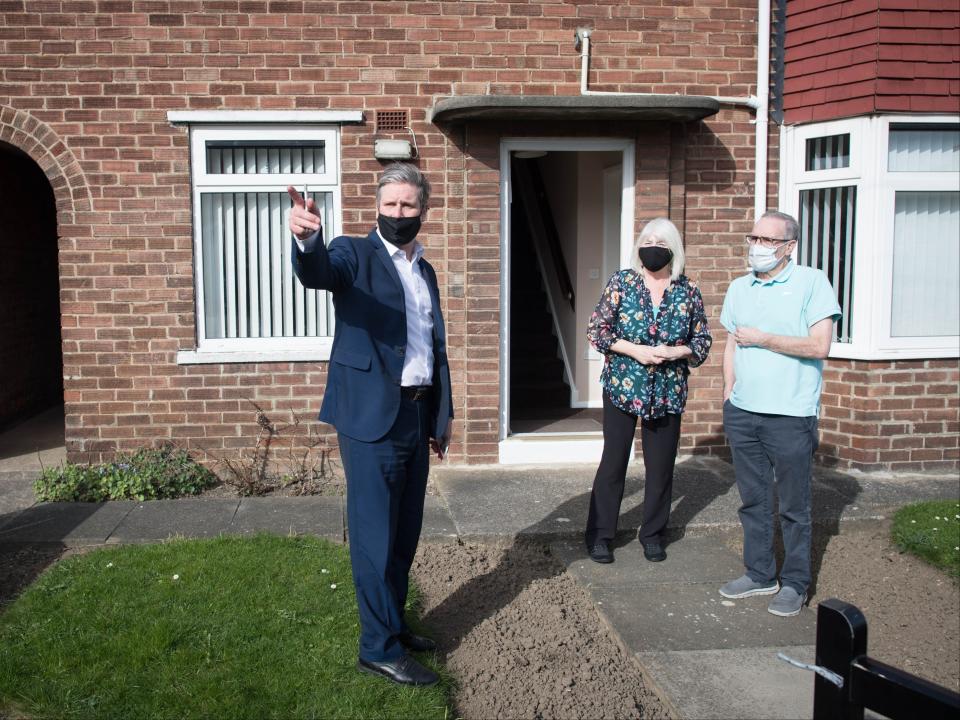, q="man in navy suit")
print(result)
[288,163,453,687]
